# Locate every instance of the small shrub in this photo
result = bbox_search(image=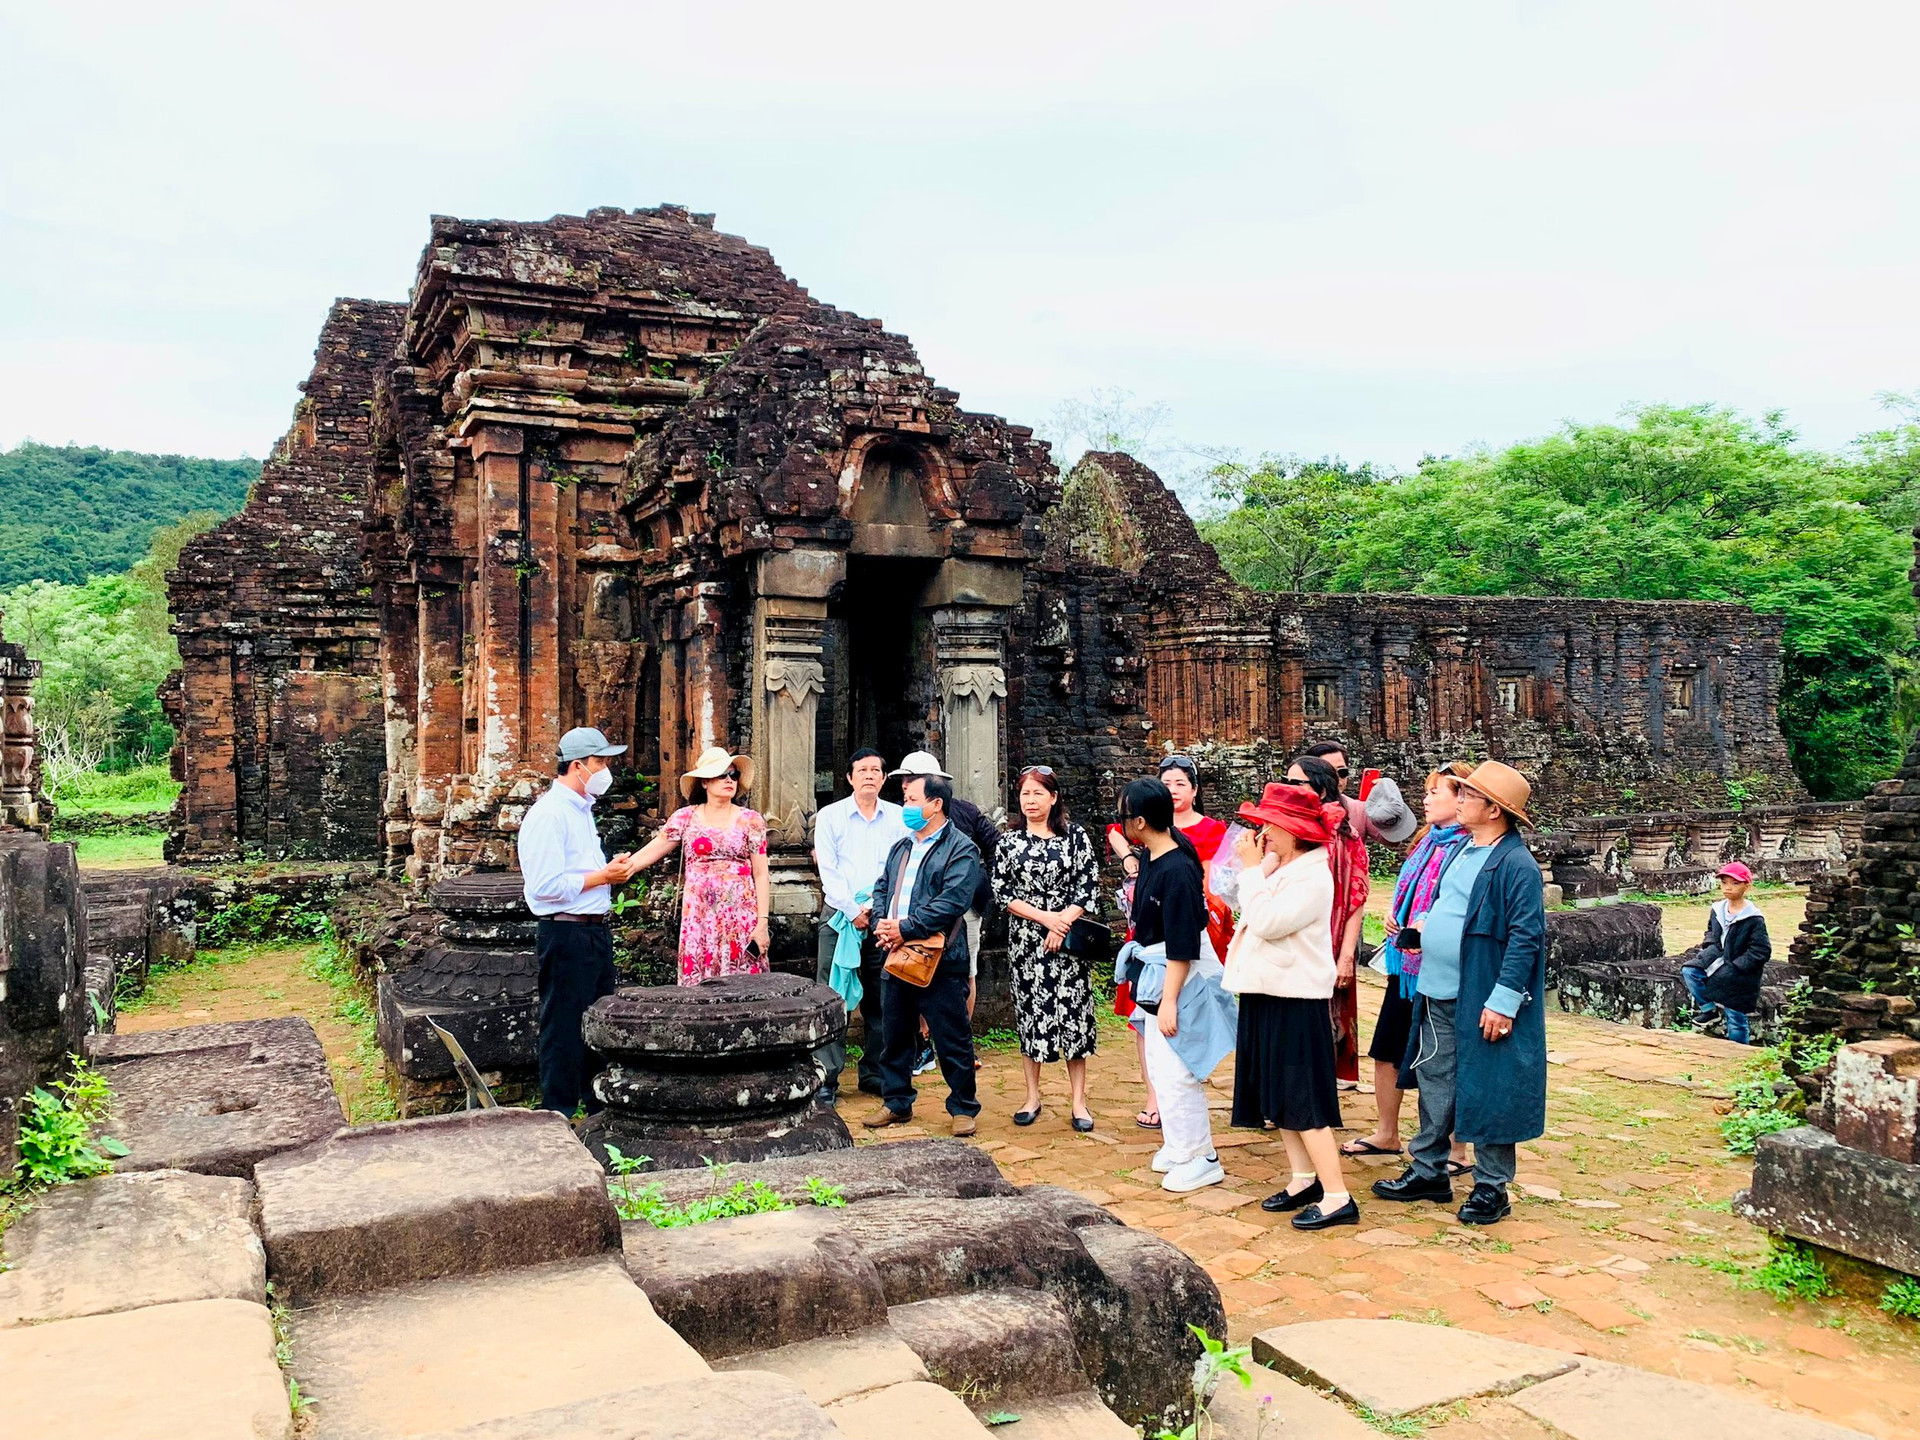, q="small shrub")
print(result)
[9,1058,127,1192]
[604,1147,847,1227]
[202,894,329,947]
[805,1176,847,1208]
[1744,1238,1835,1304]
[1881,1275,1920,1321]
